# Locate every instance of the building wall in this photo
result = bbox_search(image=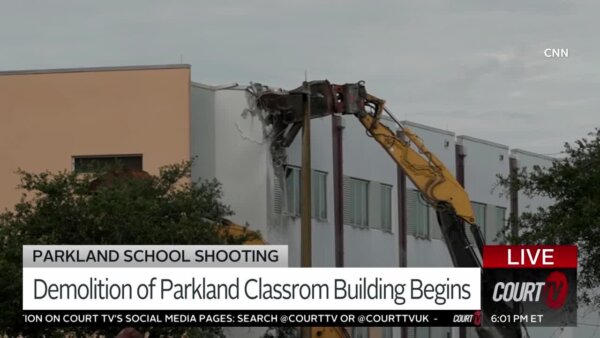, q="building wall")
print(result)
[459,136,510,244]
[336,115,398,268]
[0,65,191,211]
[511,149,555,214]
[187,82,599,338]
[459,136,509,208]
[190,85,271,239]
[189,84,275,338]
[189,88,463,337]
[280,112,400,268]
[190,83,216,180]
